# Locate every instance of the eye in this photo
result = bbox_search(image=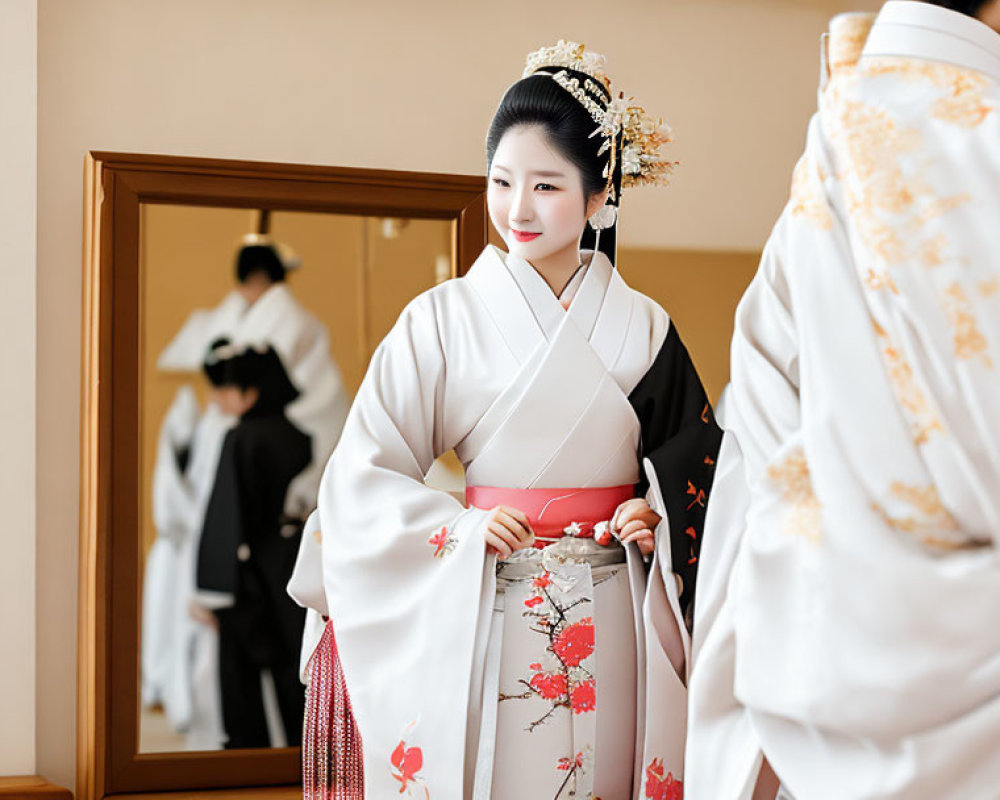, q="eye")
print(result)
[491,177,510,188]
[535,183,558,191]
